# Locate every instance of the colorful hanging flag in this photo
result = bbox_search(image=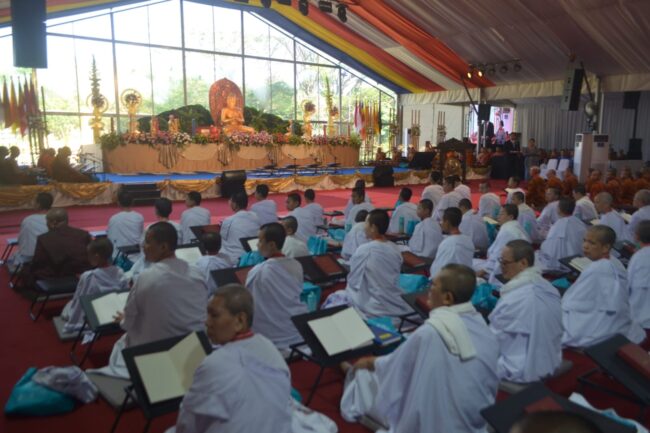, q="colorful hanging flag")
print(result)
[18,80,28,136]
[3,79,11,129]
[9,78,18,134]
